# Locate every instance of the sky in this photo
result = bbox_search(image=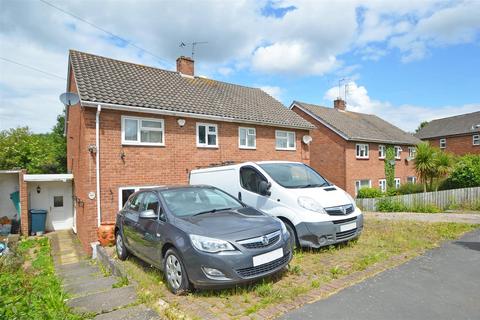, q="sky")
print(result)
[0,0,479,133]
